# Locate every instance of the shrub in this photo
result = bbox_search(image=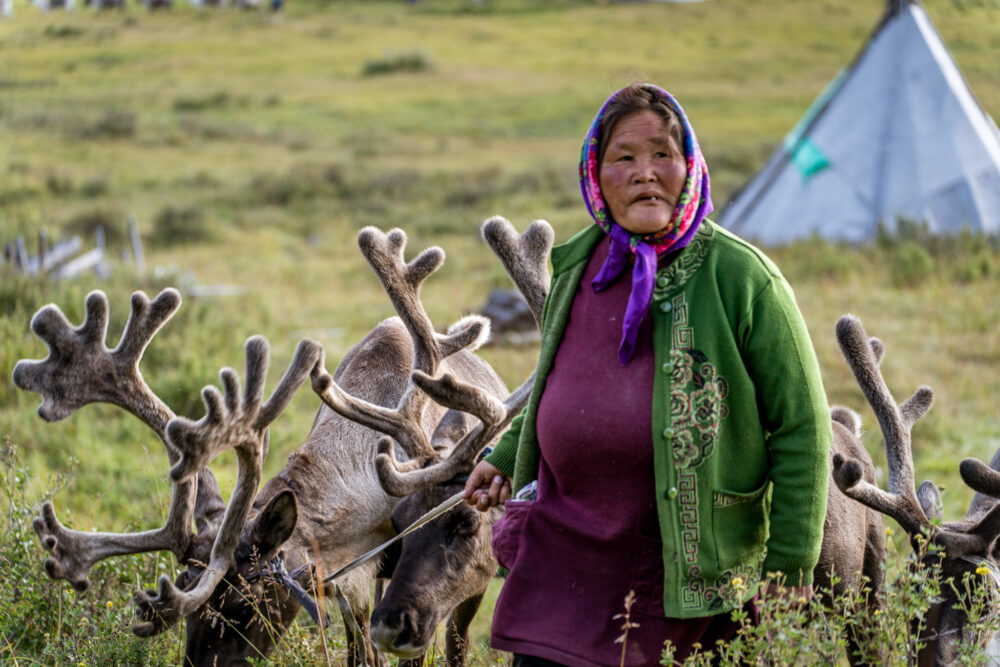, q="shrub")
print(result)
[0,183,43,206]
[74,111,137,140]
[151,204,211,246]
[889,240,934,288]
[953,249,994,283]
[775,237,858,283]
[43,25,86,38]
[62,207,127,245]
[659,535,1000,665]
[78,177,110,198]
[45,171,74,196]
[172,91,232,113]
[0,439,177,666]
[171,171,221,191]
[250,171,319,207]
[361,49,432,76]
